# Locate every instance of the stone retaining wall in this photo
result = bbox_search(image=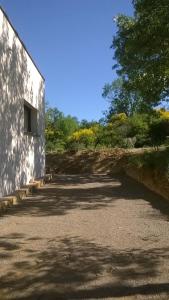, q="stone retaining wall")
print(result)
[126,166,169,202]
